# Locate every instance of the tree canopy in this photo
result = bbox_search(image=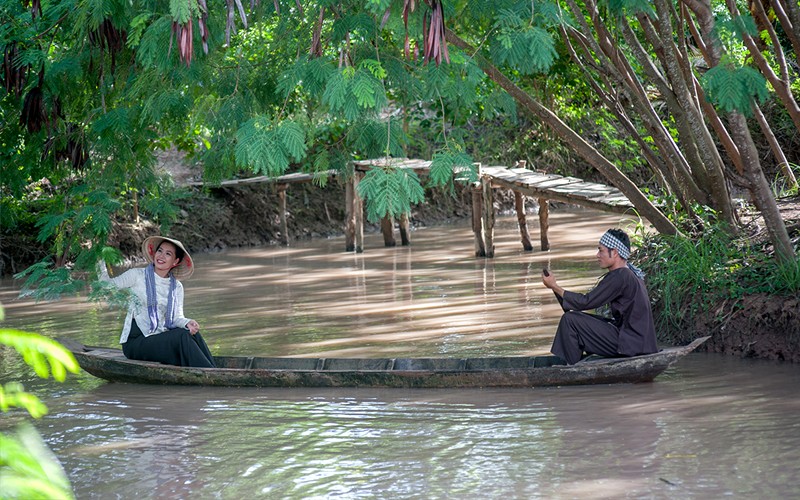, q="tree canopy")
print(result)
[2,0,798,294]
